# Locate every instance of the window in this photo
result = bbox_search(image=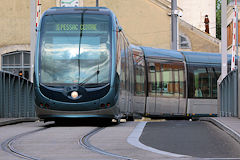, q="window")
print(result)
[228,0,240,5]
[133,50,145,96]
[179,35,191,49]
[227,21,240,48]
[148,62,156,97]
[158,61,185,97]
[135,66,145,96]
[188,64,221,98]
[120,35,126,90]
[147,60,185,98]
[1,51,30,79]
[39,14,111,85]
